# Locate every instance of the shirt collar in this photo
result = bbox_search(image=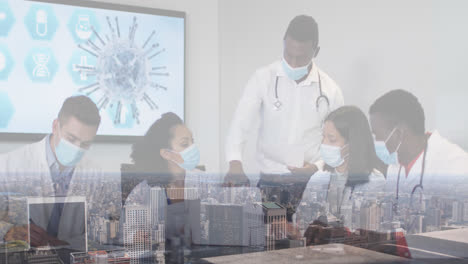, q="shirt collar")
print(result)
[276,60,320,85]
[403,132,432,177]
